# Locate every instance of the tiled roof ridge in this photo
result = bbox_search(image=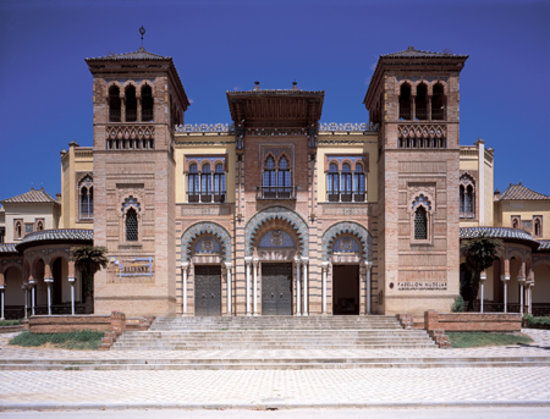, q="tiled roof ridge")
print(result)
[0,243,17,253]
[499,182,550,200]
[382,46,467,58]
[2,187,57,204]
